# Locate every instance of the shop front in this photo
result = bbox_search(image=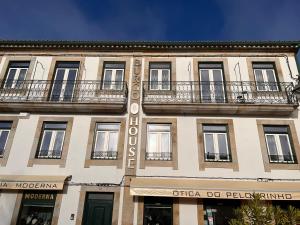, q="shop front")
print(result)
[0,175,69,225]
[130,178,300,225]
